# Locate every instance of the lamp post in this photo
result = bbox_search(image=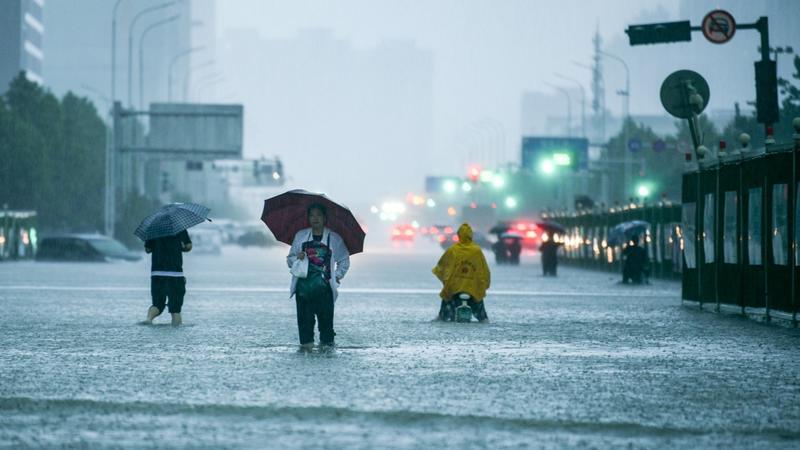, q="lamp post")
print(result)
[544,82,572,137]
[127,1,176,107]
[192,72,225,101]
[138,14,179,110]
[556,73,586,138]
[168,46,205,101]
[183,60,216,102]
[600,50,631,200]
[106,0,126,237]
